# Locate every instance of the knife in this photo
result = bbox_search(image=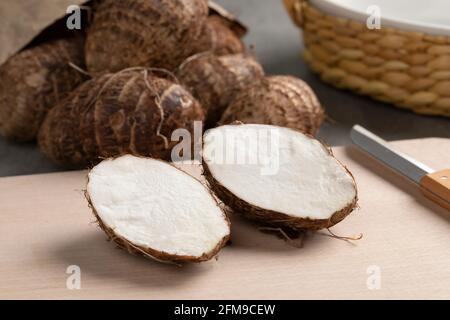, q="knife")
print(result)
[350,125,450,211]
